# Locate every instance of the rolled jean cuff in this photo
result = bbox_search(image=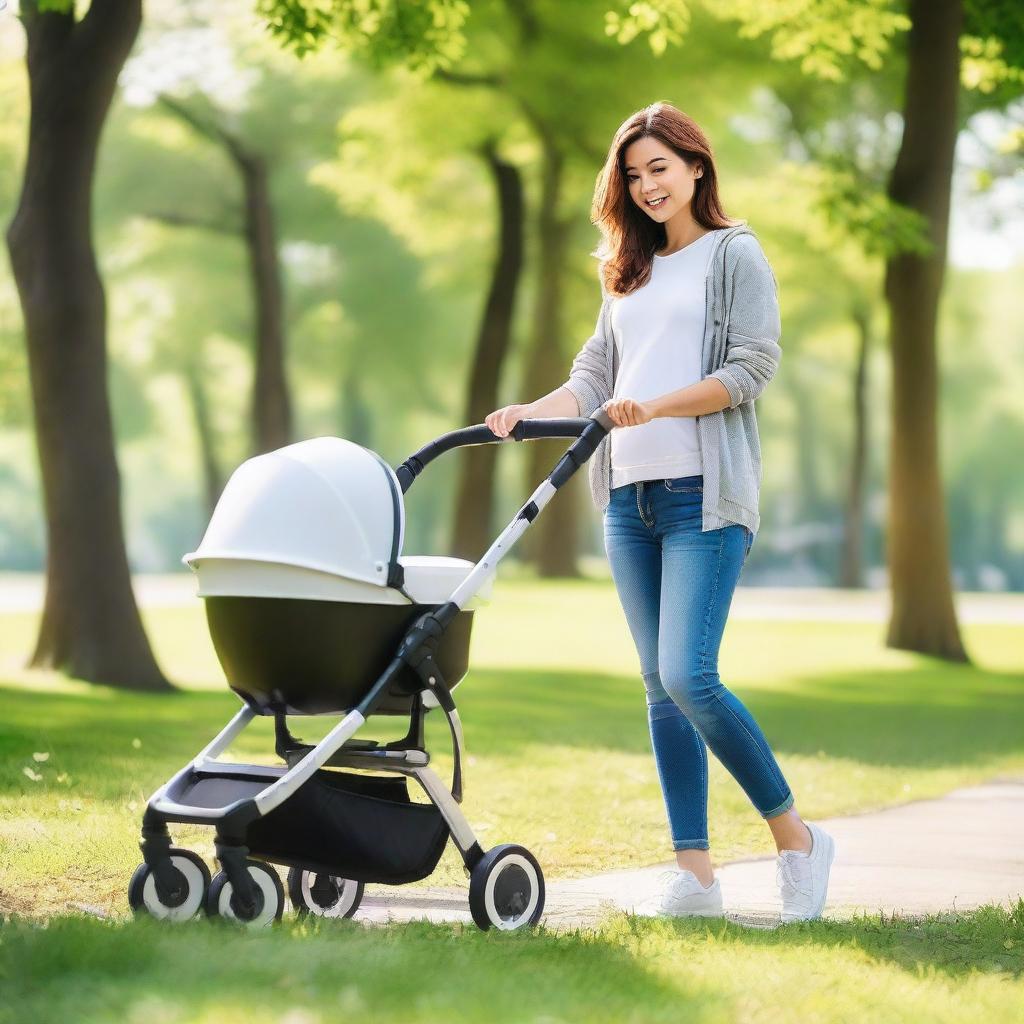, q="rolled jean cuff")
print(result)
[672,839,710,851]
[761,792,795,819]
